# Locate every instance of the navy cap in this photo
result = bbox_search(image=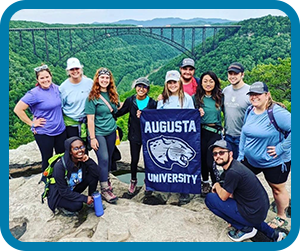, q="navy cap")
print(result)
[209,139,233,152]
[228,62,244,73]
[246,82,269,95]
